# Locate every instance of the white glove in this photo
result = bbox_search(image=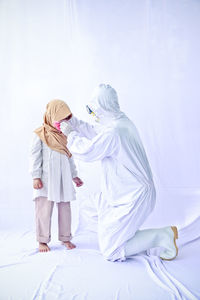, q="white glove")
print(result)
[60,121,73,136]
